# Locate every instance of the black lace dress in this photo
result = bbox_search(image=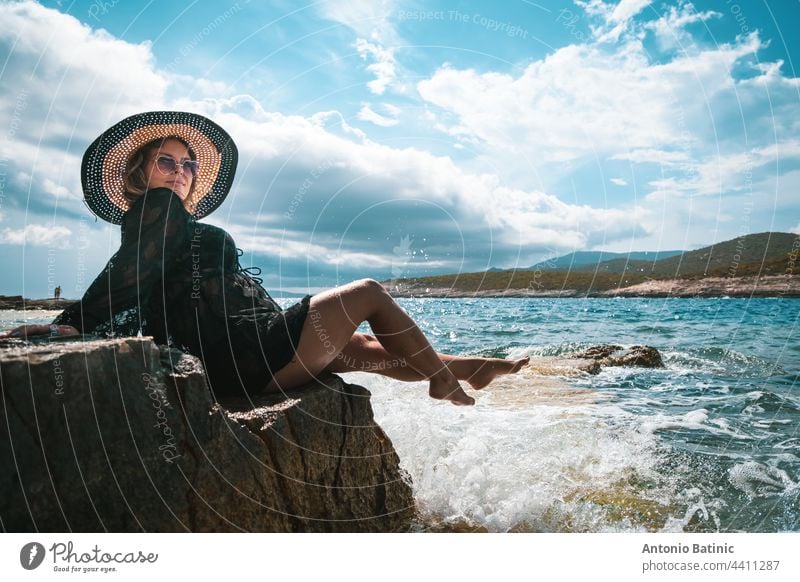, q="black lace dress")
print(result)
[52,187,311,398]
